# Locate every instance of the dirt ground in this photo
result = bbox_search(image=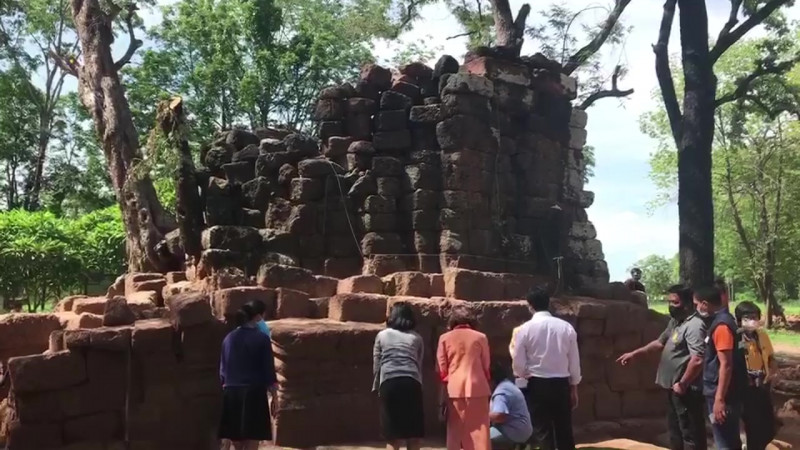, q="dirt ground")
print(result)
[260,439,663,449]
